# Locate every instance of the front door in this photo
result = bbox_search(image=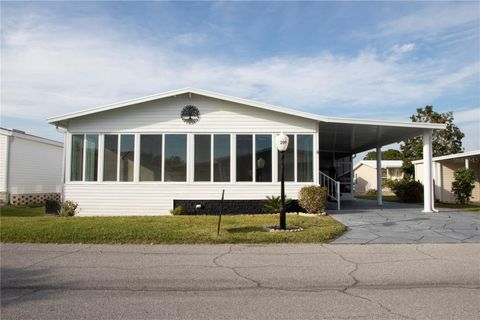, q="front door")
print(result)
[319,151,353,200]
